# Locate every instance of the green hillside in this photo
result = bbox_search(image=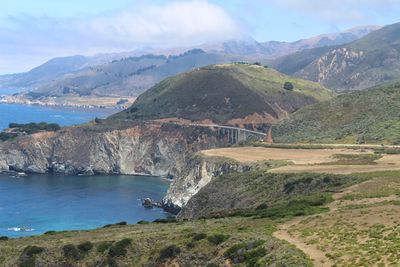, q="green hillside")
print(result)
[112,63,332,126]
[272,82,400,144]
